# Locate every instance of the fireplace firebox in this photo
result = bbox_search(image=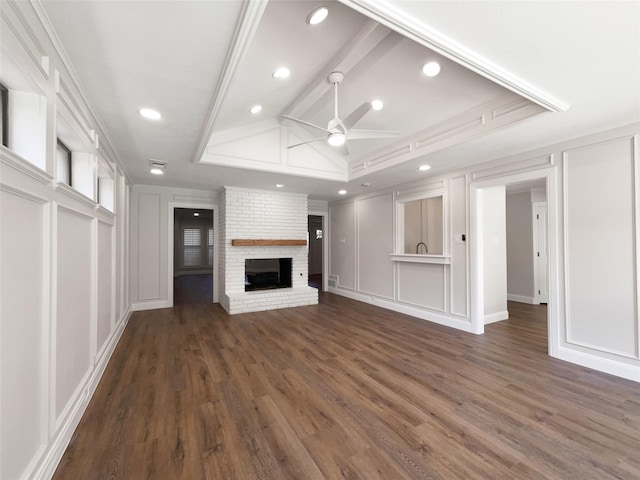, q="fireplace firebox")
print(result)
[245,258,292,291]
